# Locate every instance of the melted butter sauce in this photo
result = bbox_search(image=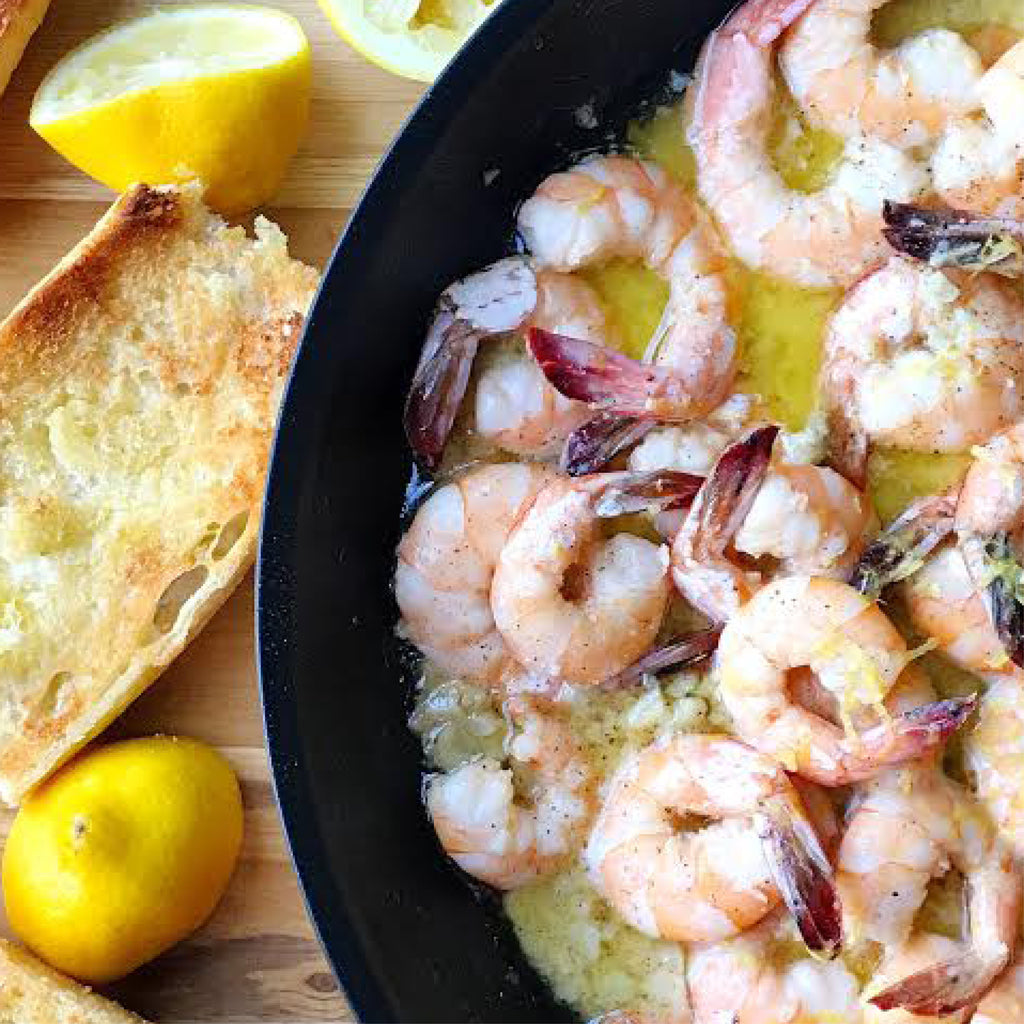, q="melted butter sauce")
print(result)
[491,0,1023,1016]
